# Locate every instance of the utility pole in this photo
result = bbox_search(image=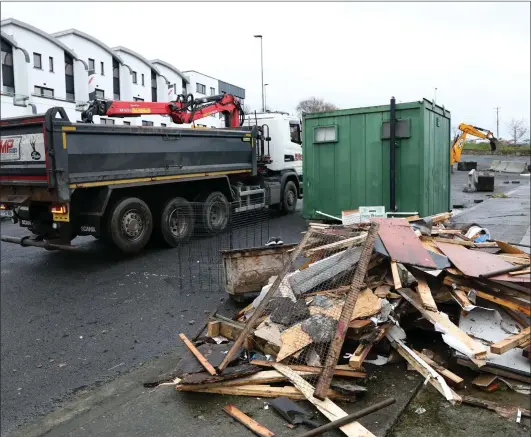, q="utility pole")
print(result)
[494,107,500,137]
[254,35,264,112]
